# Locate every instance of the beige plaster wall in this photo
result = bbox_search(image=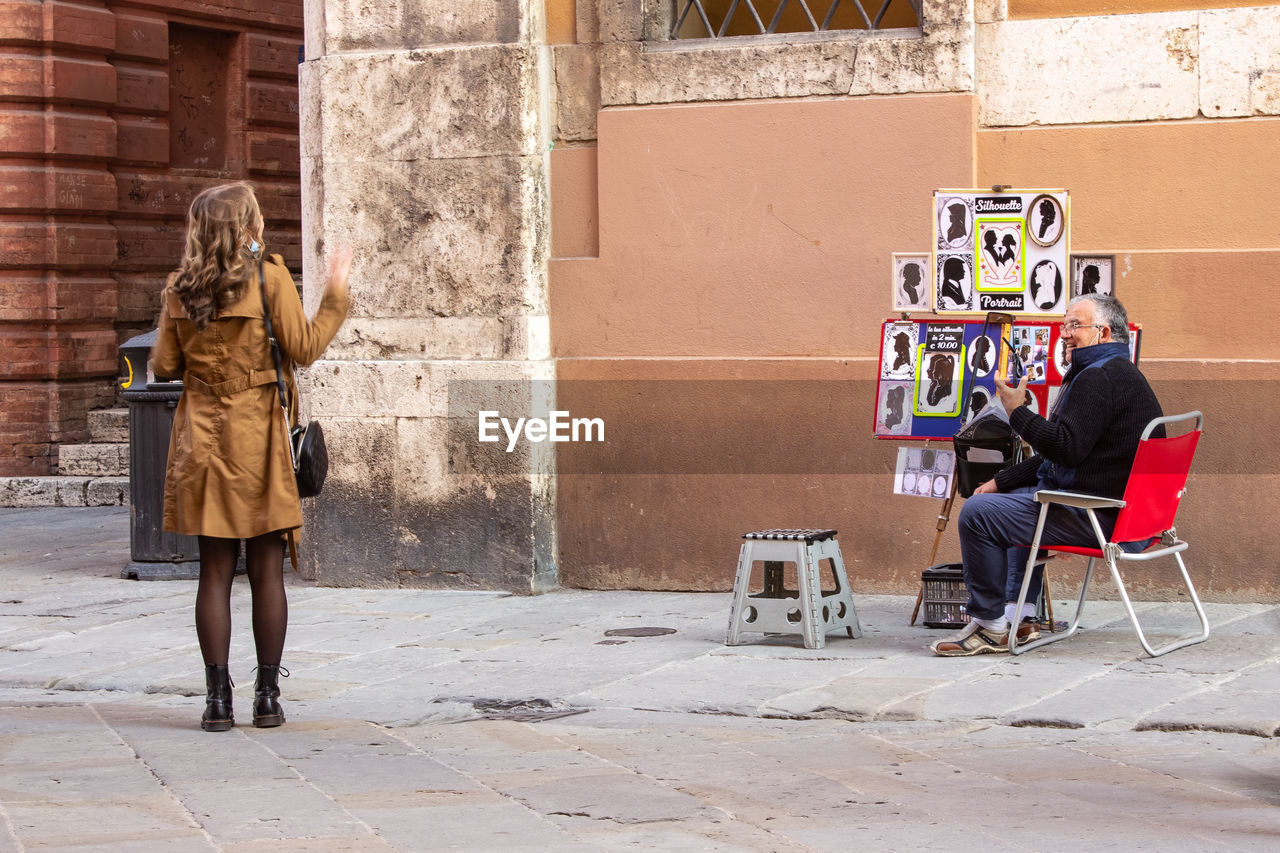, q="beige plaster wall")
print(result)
[553,358,1279,599]
[551,94,977,356]
[549,146,598,258]
[548,97,1280,599]
[977,119,1280,356]
[550,93,979,590]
